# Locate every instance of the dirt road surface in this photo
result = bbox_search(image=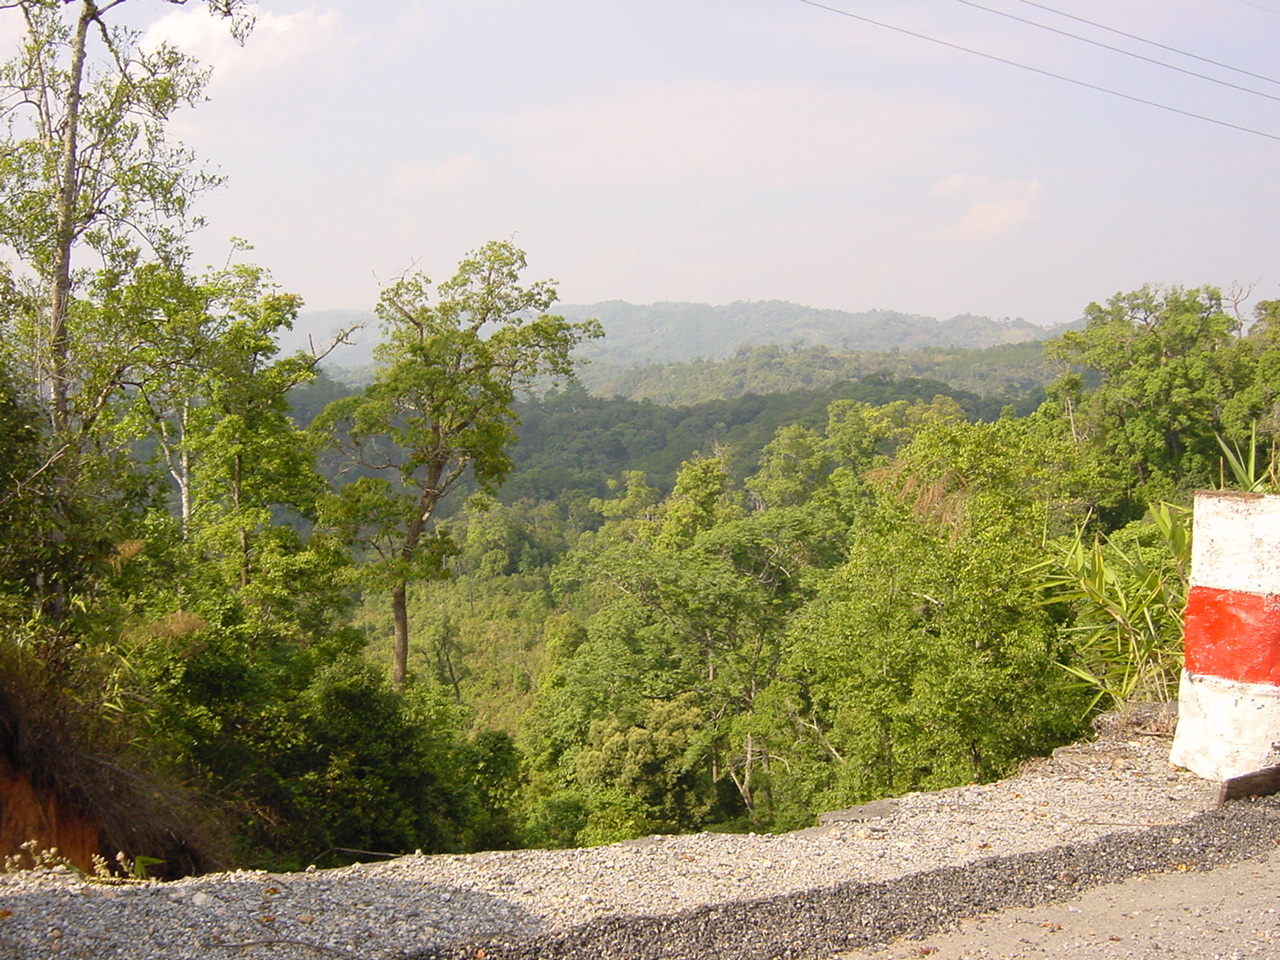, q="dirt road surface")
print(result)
[837,847,1280,960]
